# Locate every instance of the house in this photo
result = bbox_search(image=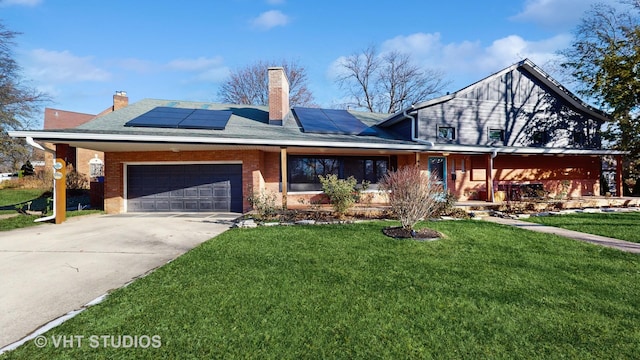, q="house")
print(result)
[9,59,626,216]
[42,92,129,183]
